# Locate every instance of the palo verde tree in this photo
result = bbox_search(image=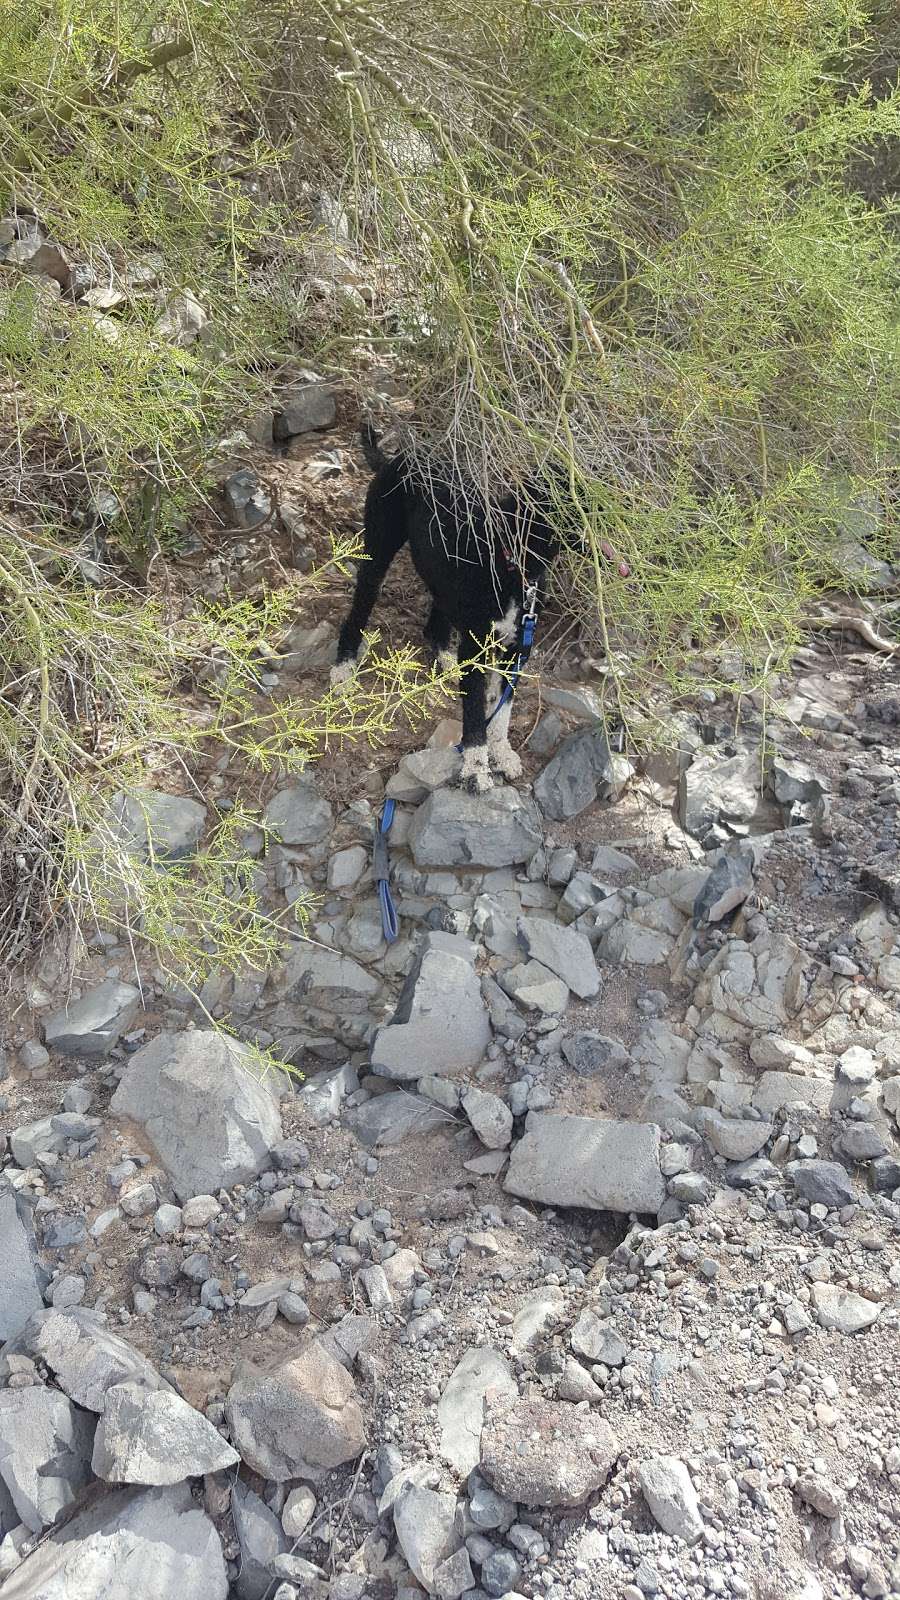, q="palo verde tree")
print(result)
[0,0,897,973]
